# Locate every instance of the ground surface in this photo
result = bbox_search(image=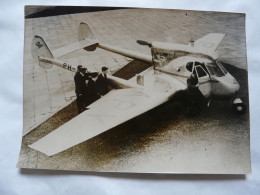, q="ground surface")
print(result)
[18,8,250,174]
